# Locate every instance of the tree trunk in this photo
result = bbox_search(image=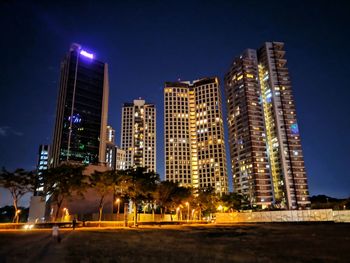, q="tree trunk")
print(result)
[133,201,138,227]
[12,198,18,223]
[152,203,155,222]
[98,196,105,222]
[54,198,63,222]
[124,202,128,227]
